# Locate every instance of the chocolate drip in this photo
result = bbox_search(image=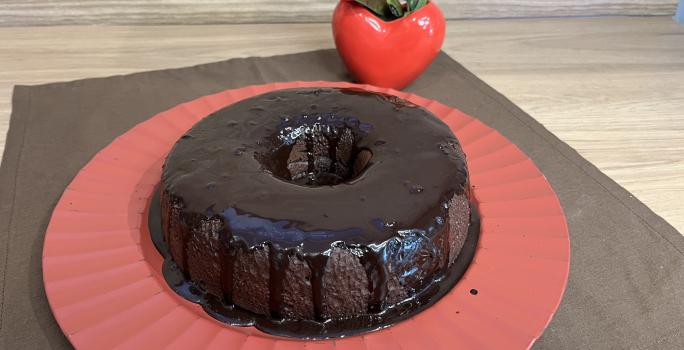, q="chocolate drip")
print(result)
[434,224,450,275]
[268,246,289,319]
[160,191,170,245]
[220,235,235,303]
[357,247,388,312]
[180,221,190,278]
[179,213,206,279]
[305,254,329,320]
